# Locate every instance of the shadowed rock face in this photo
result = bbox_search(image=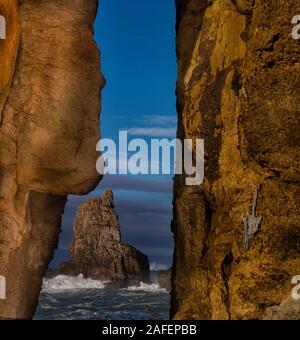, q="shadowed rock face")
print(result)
[60,189,150,286]
[172,0,300,320]
[0,0,104,319]
[157,268,172,291]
